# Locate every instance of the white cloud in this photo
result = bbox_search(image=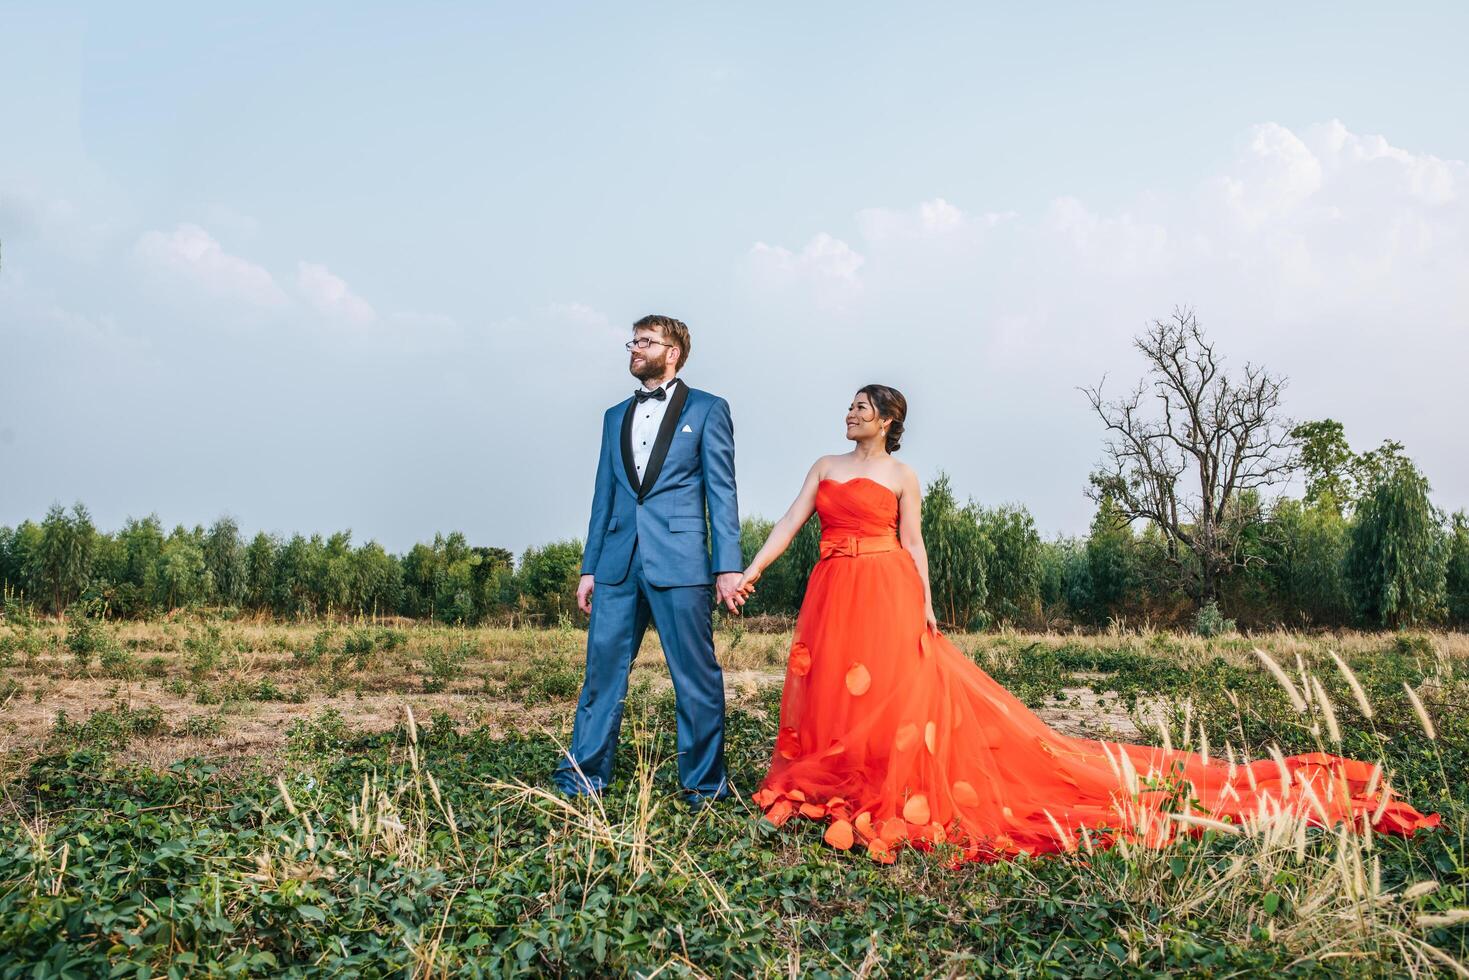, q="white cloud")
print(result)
[746,120,1468,332]
[749,233,864,283]
[545,301,624,343]
[1211,122,1324,229]
[297,261,376,326]
[746,233,865,308]
[734,120,1469,533]
[134,223,287,309]
[856,197,974,243]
